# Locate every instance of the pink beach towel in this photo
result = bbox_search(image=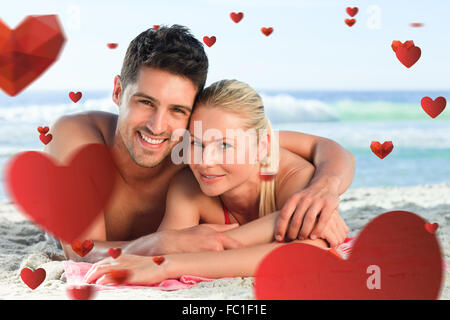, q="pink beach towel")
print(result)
[63,237,450,291]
